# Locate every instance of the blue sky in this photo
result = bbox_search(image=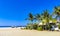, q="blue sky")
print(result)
[0,0,60,26]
